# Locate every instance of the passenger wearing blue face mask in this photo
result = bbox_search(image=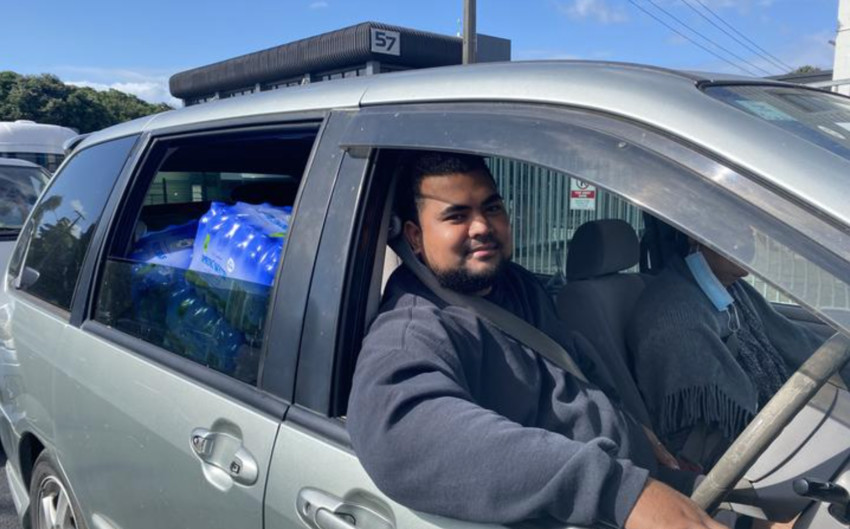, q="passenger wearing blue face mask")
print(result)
[627,230,833,472]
